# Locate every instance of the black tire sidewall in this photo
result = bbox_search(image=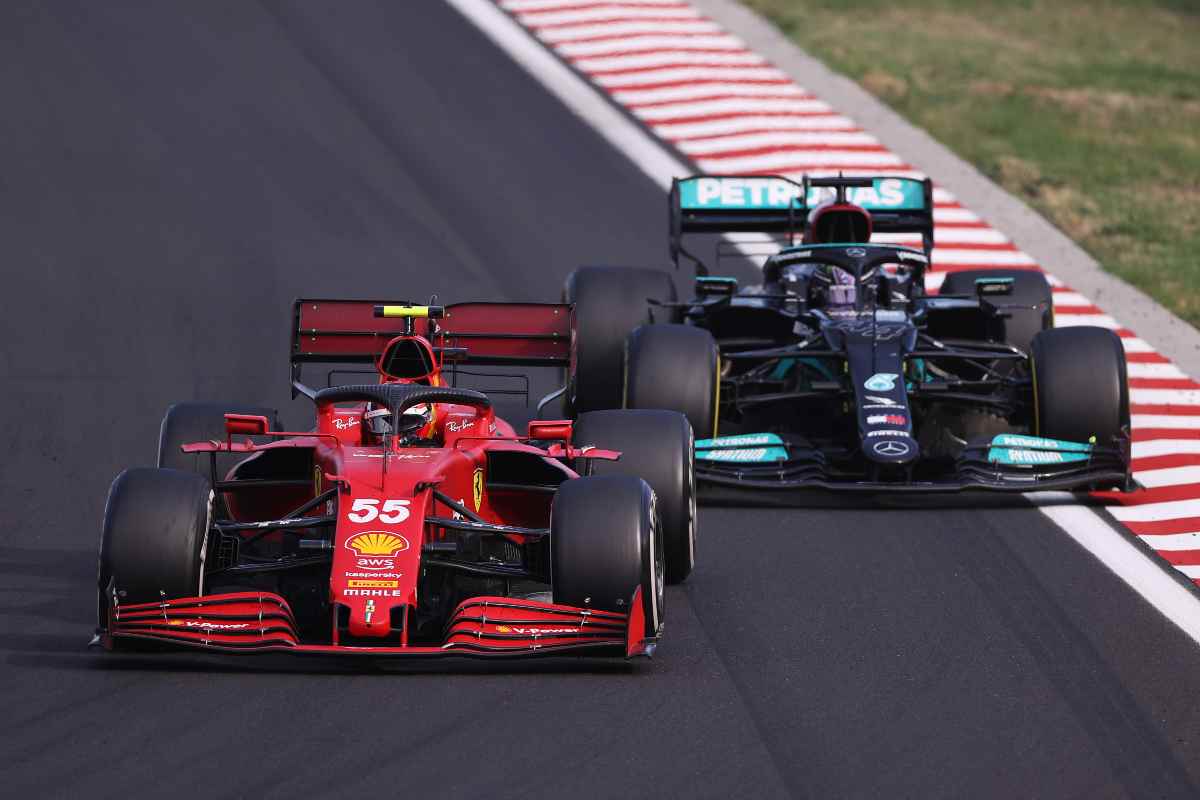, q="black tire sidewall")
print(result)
[625,323,719,439]
[550,475,663,634]
[574,409,695,584]
[99,468,213,622]
[565,266,676,414]
[1031,326,1129,444]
